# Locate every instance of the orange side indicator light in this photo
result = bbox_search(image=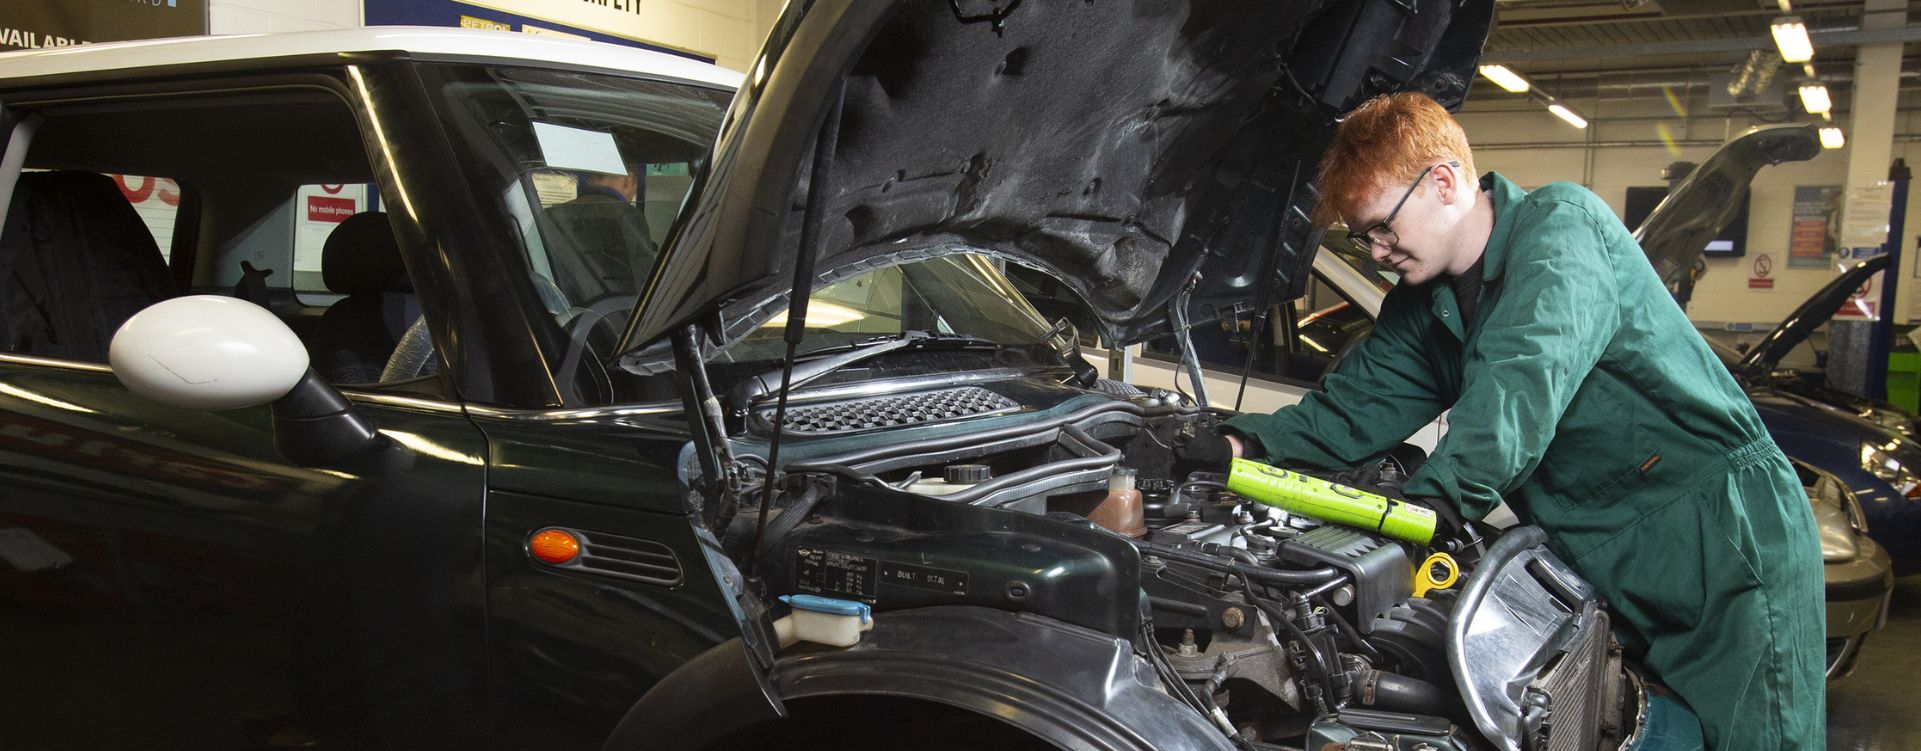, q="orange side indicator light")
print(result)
[529,528,581,564]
